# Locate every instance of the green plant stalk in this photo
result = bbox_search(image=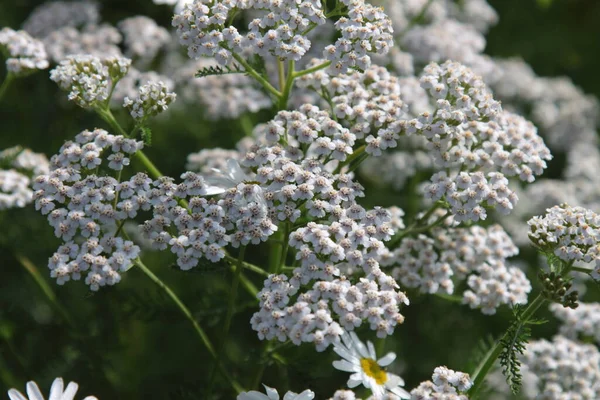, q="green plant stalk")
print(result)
[293,60,332,79]
[224,254,270,277]
[333,144,366,174]
[468,293,547,397]
[268,227,285,274]
[278,60,296,111]
[233,53,281,98]
[135,259,244,393]
[0,73,14,101]
[571,265,594,274]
